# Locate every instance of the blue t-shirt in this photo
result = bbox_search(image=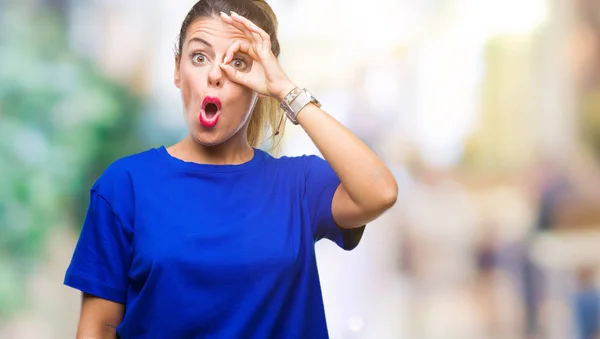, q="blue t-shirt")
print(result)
[64,146,365,339]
